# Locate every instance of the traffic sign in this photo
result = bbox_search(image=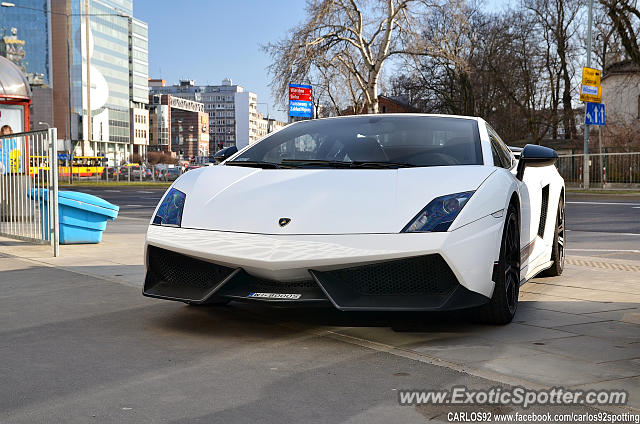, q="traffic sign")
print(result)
[288,84,313,118]
[585,102,605,126]
[582,67,601,86]
[580,84,601,103]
